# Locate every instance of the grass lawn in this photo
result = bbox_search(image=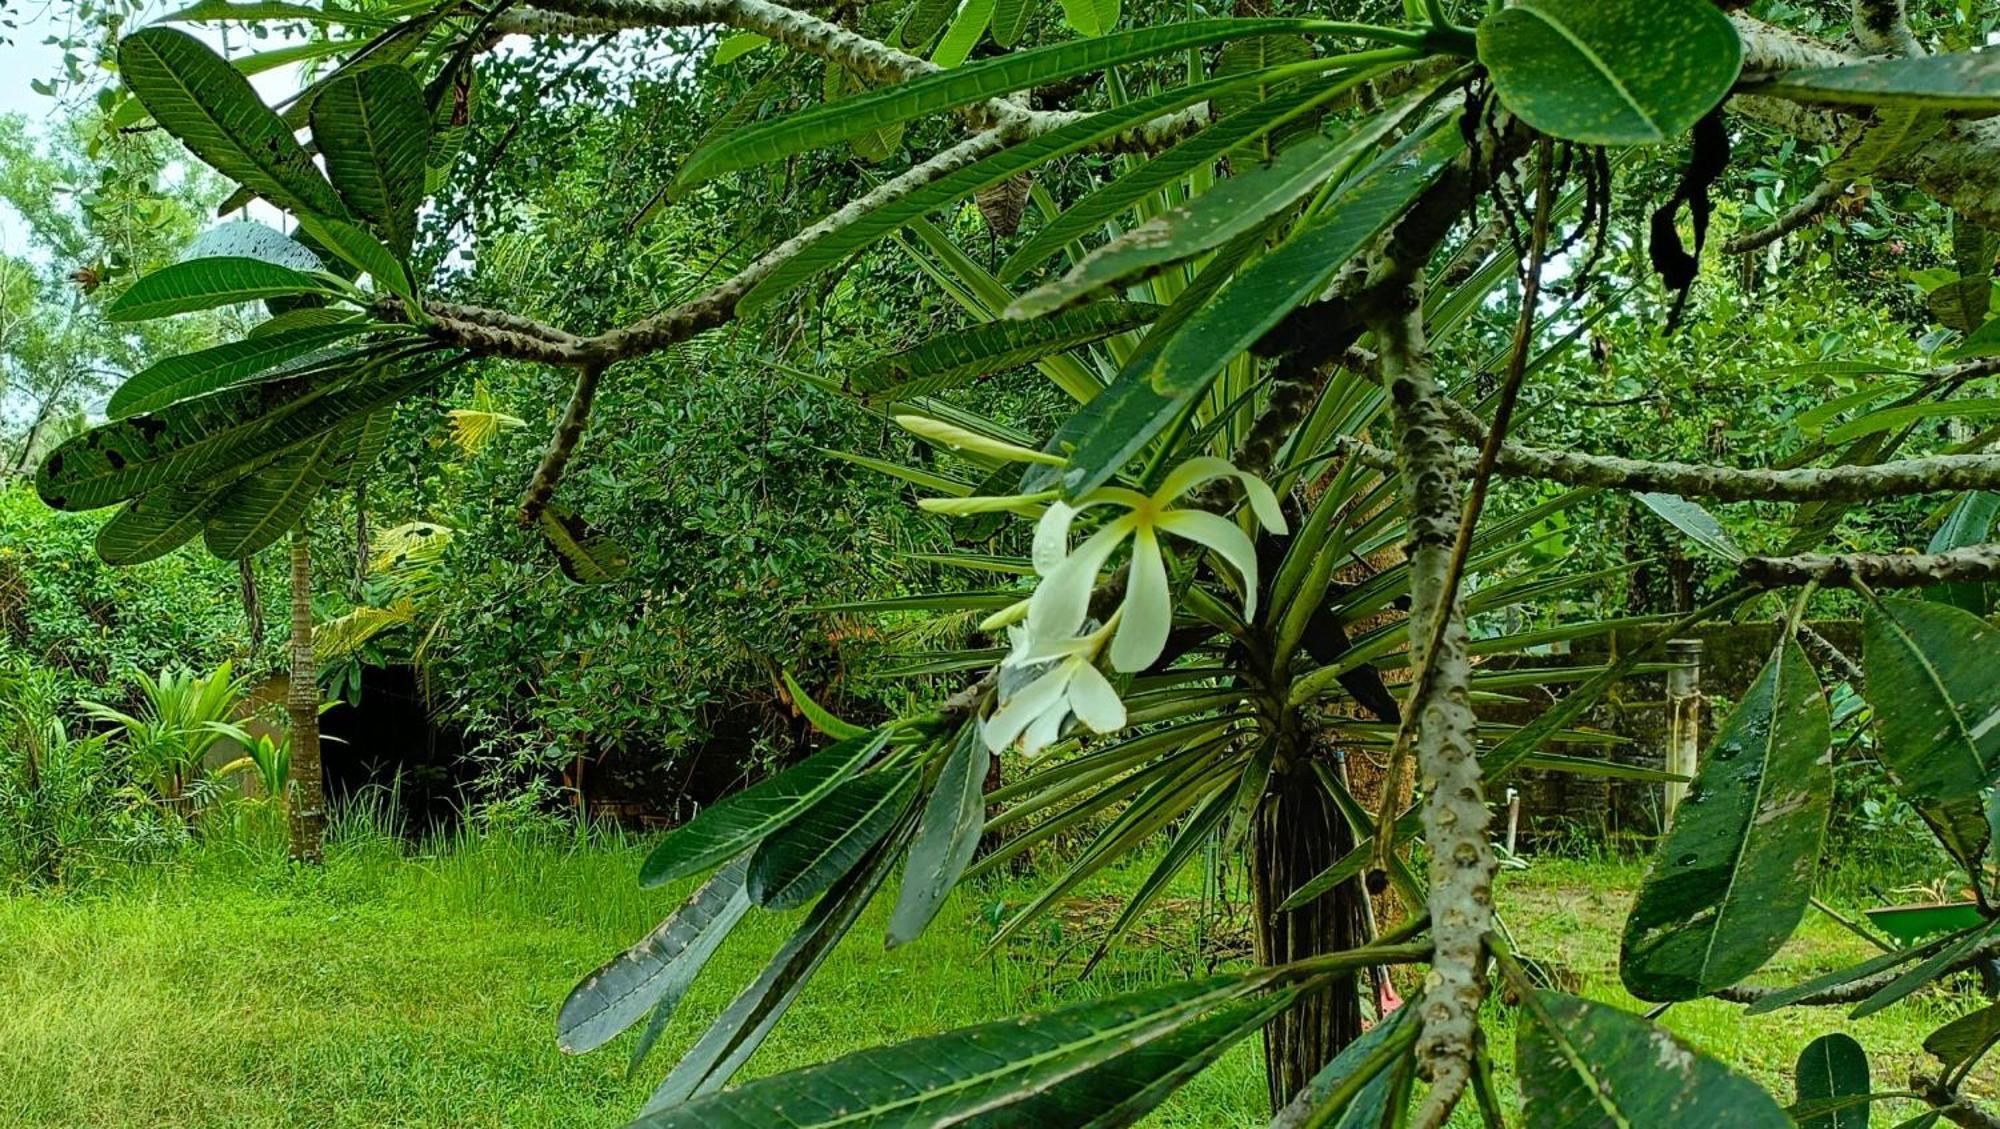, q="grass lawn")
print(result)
[0,829,1991,1127]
